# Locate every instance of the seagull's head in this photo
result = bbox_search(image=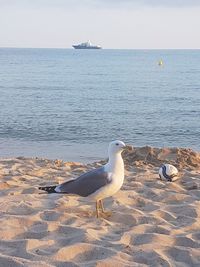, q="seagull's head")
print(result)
[108,140,126,155]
